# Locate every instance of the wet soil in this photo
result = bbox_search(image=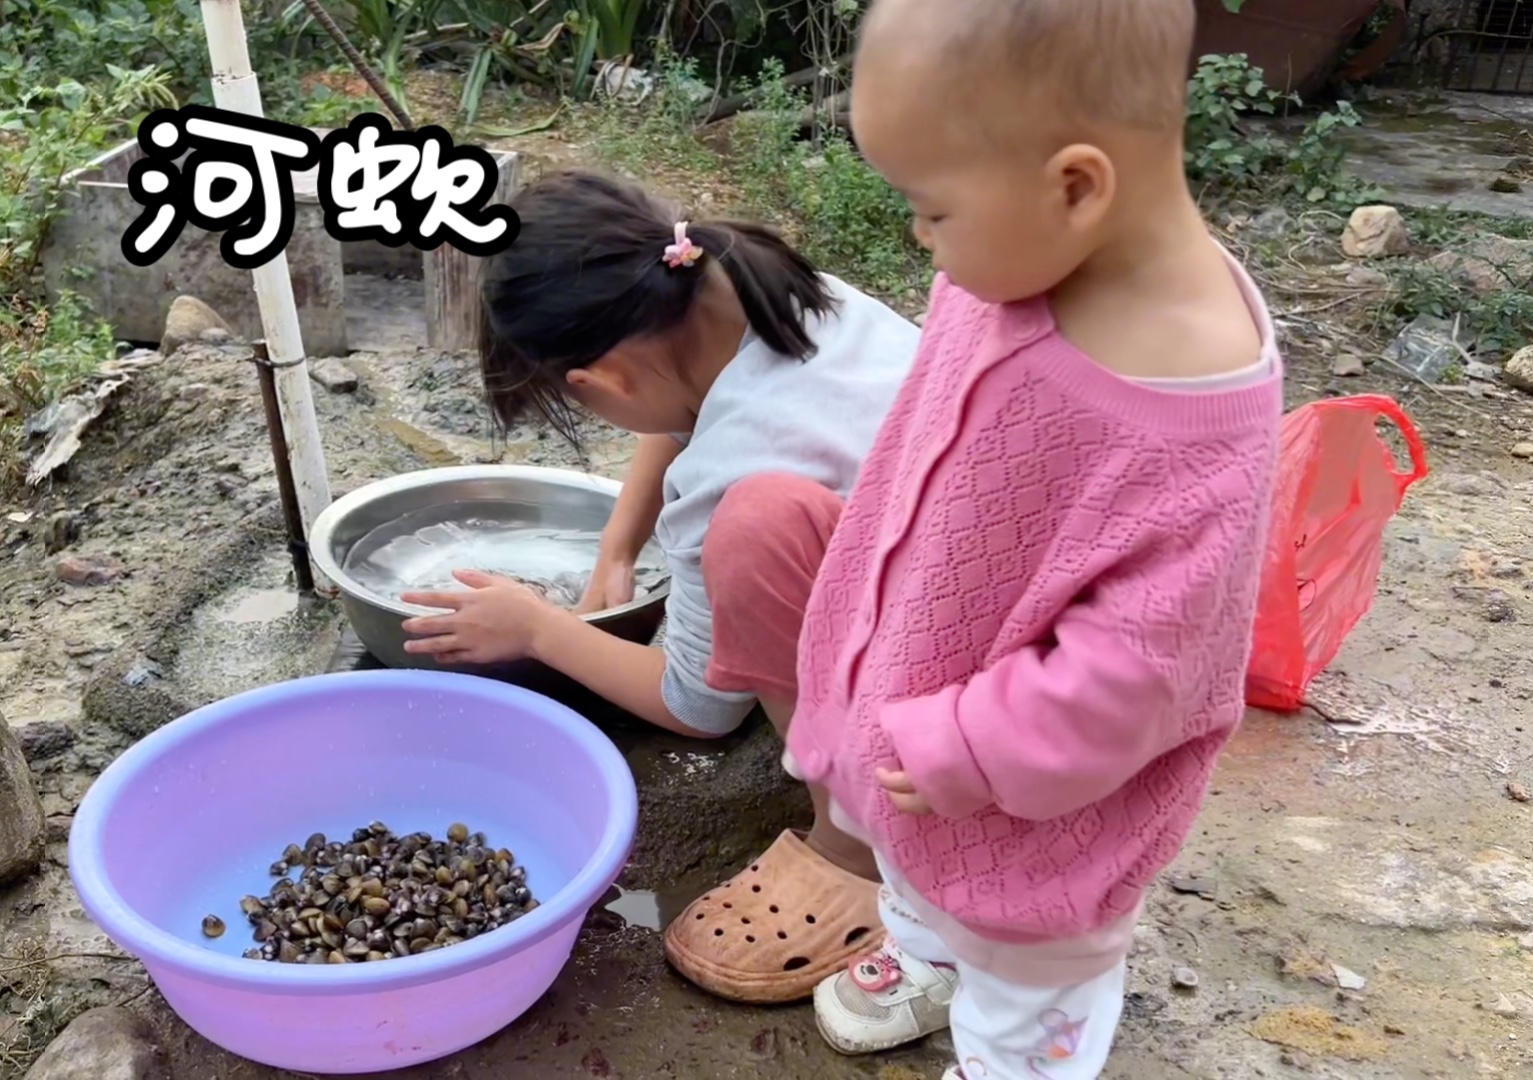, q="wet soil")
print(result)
[4,120,1533,1078]
[1341,91,1533,219]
